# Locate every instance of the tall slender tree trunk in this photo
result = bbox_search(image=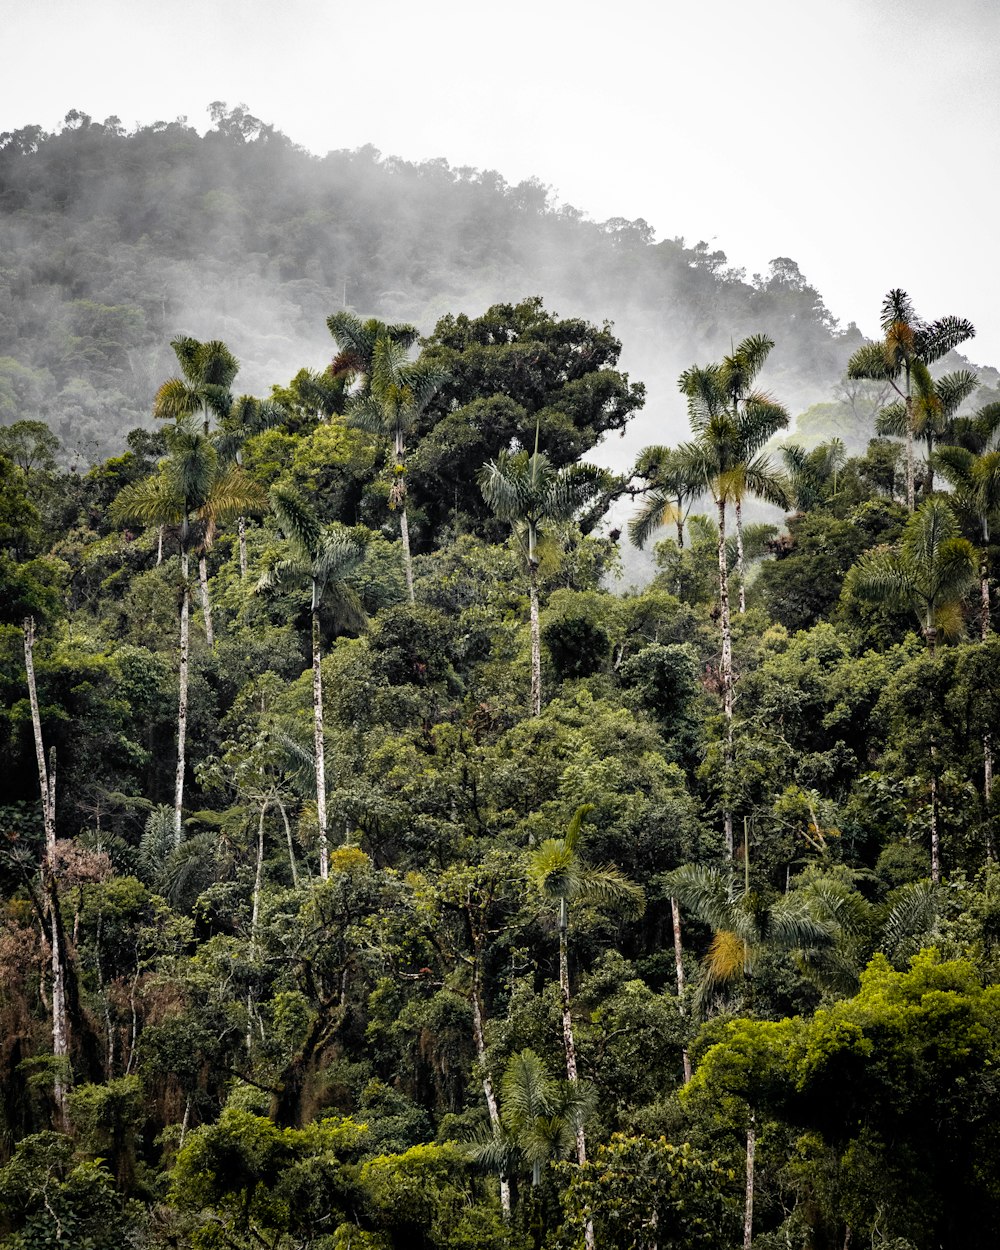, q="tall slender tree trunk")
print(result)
[905,390,916,513]
[929,760,941,885]
[734,495,747,614]
[558,899,585,1164]
[676,509,685,549]
[175,550,190,848]
[23,618,69,1127]
[312,600,329,880]
[238,516,248,579]
[395,434,415,603]
[277,797,299,888]
[529,552,542,718]
[559,898,594,1250]
[198,553,214,648]
[156,525,164,566]
[744,1114,756,1250]
[399,506,415,604]
[470,968,511,1217]
[671,897,692,1083]
[717,496,735,859]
